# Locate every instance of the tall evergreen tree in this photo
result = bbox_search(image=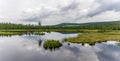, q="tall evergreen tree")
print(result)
[38,21,41,26]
